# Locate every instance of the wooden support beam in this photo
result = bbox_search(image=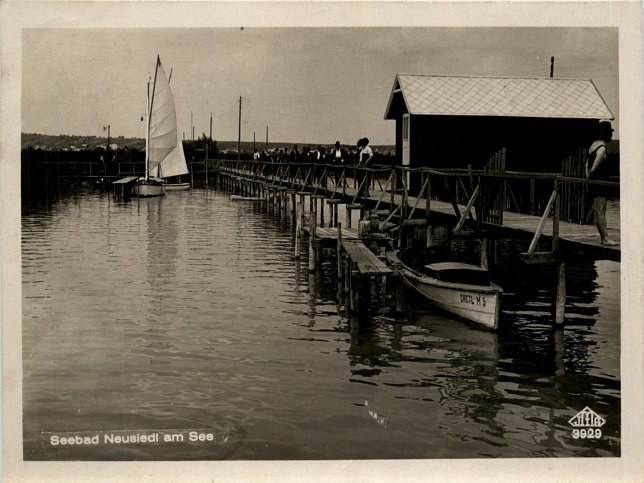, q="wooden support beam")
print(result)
[454,184,480,232]
[407,174,431,219]
[402,219,428,226]
[552,180,560,253]
[380,204,400,231]
[351,173,368,205]
[373,171,393,212]
[527,190,557,255]
[443,178,462,218]
[313,165,327,194]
